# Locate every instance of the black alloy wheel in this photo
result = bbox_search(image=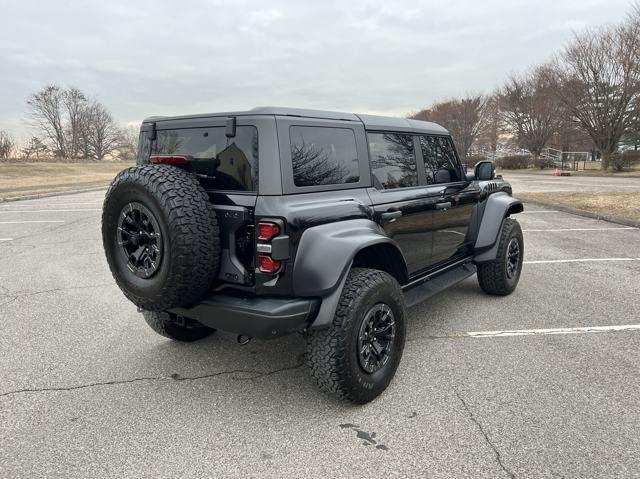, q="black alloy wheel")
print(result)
[357,303,396,374]
[118,202,163,279]
[505,237,520,280]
